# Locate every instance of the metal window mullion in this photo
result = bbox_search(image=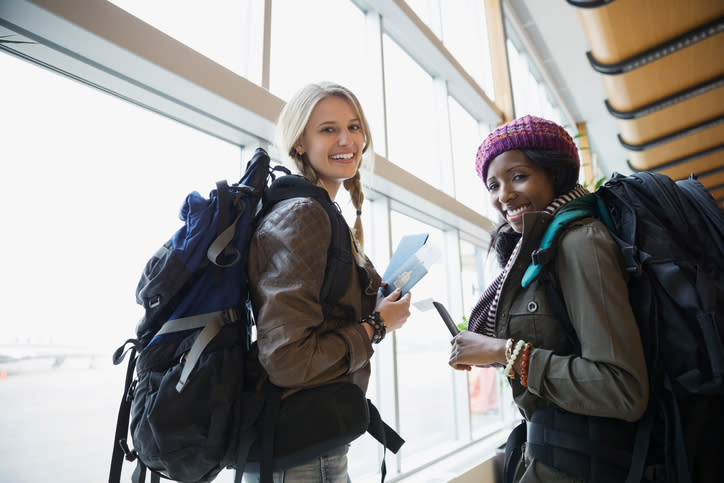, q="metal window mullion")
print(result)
[443,228,473,443]
[432,78,455,197]
[368,195,402,476]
